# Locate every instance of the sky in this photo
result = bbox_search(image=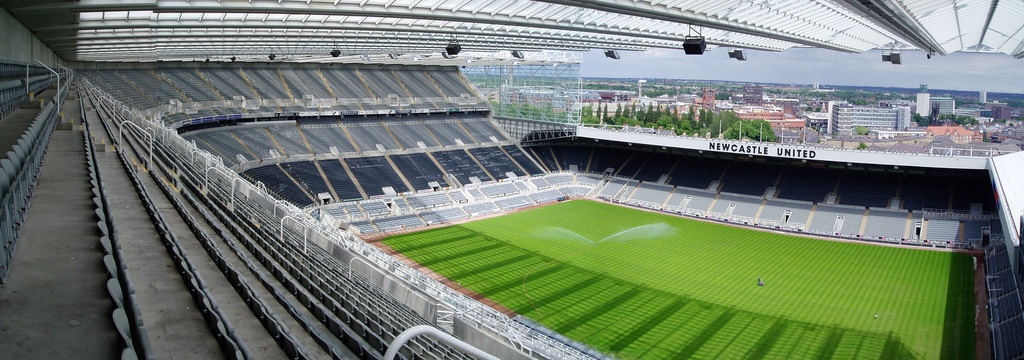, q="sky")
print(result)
[580,47,1024,94]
